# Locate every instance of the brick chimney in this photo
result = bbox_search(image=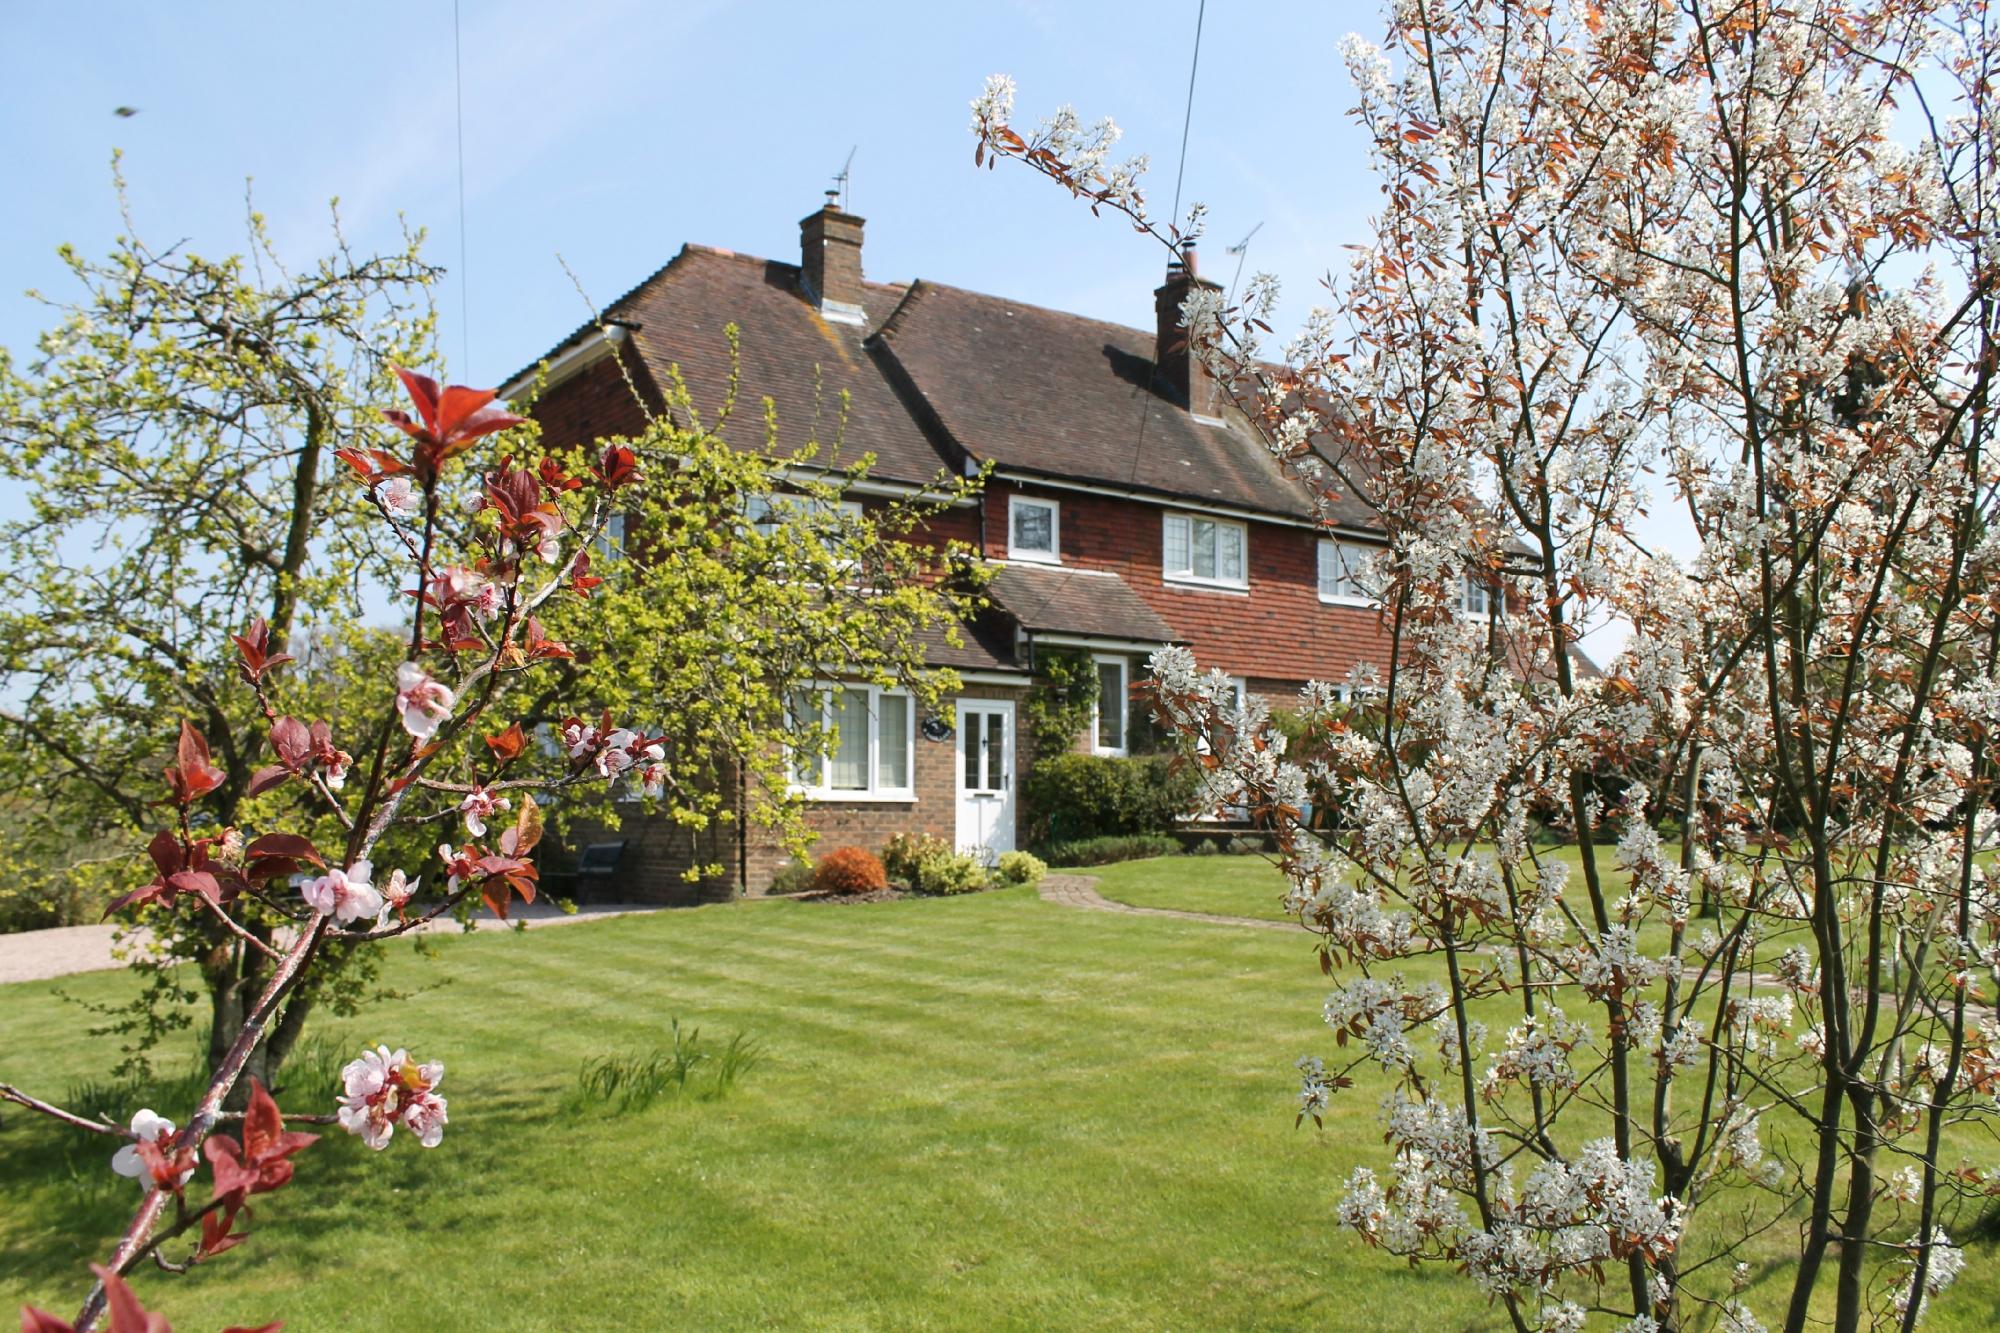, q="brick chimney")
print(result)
[799,191,867,325]
[1154,242,1225,421]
